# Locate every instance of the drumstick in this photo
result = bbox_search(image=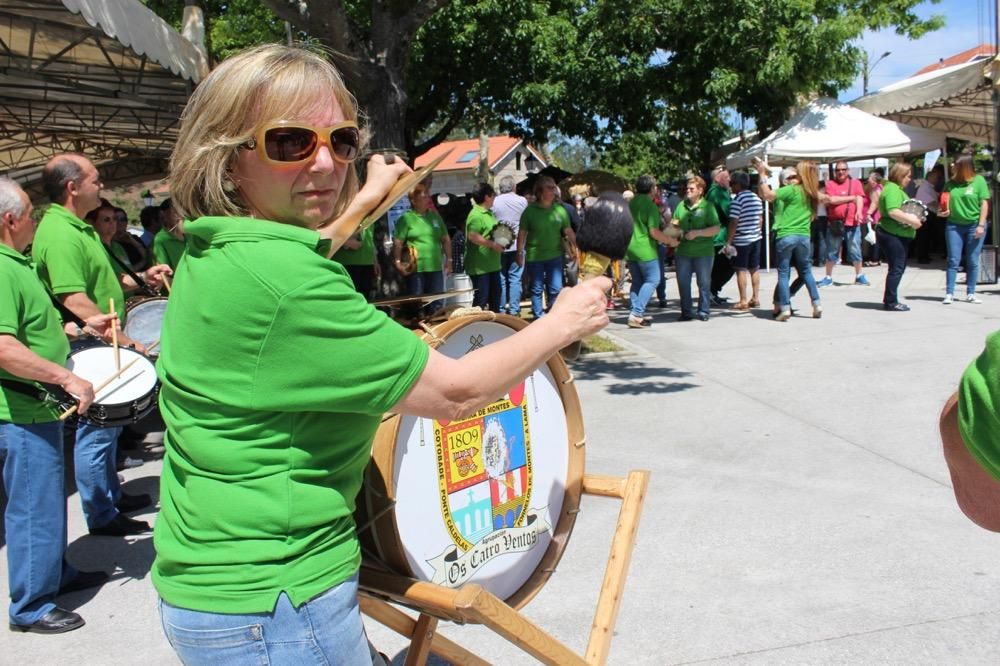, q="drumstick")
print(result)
[110,298,120,371]
[162,273,172,294]
[59,354,143,421]
[147,339,160,354]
